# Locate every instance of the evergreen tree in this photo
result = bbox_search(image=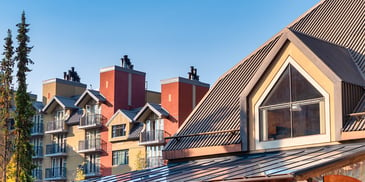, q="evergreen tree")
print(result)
[0,29,14,182]
[13,11,35,182]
